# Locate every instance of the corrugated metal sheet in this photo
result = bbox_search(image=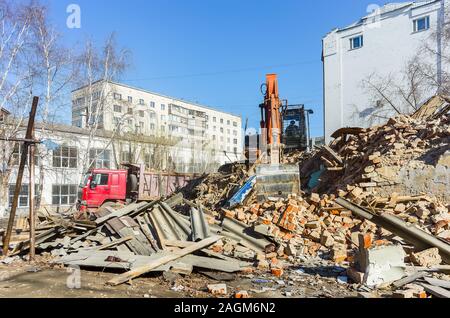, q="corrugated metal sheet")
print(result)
[221,217,274,253]
[190,207,211,242]
[148,204,190,242]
